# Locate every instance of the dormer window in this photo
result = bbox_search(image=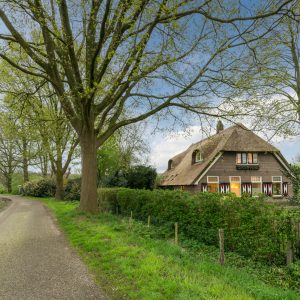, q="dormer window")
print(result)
[168,159,174,170]
[192,149,202,164]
